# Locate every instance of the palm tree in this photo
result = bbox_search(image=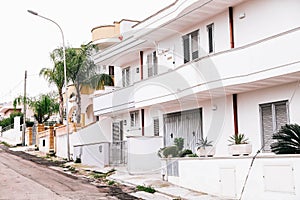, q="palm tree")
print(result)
[66,43,114,123]
[271,124,300,154]
[40,50,65,124]
[14,93,59,124]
